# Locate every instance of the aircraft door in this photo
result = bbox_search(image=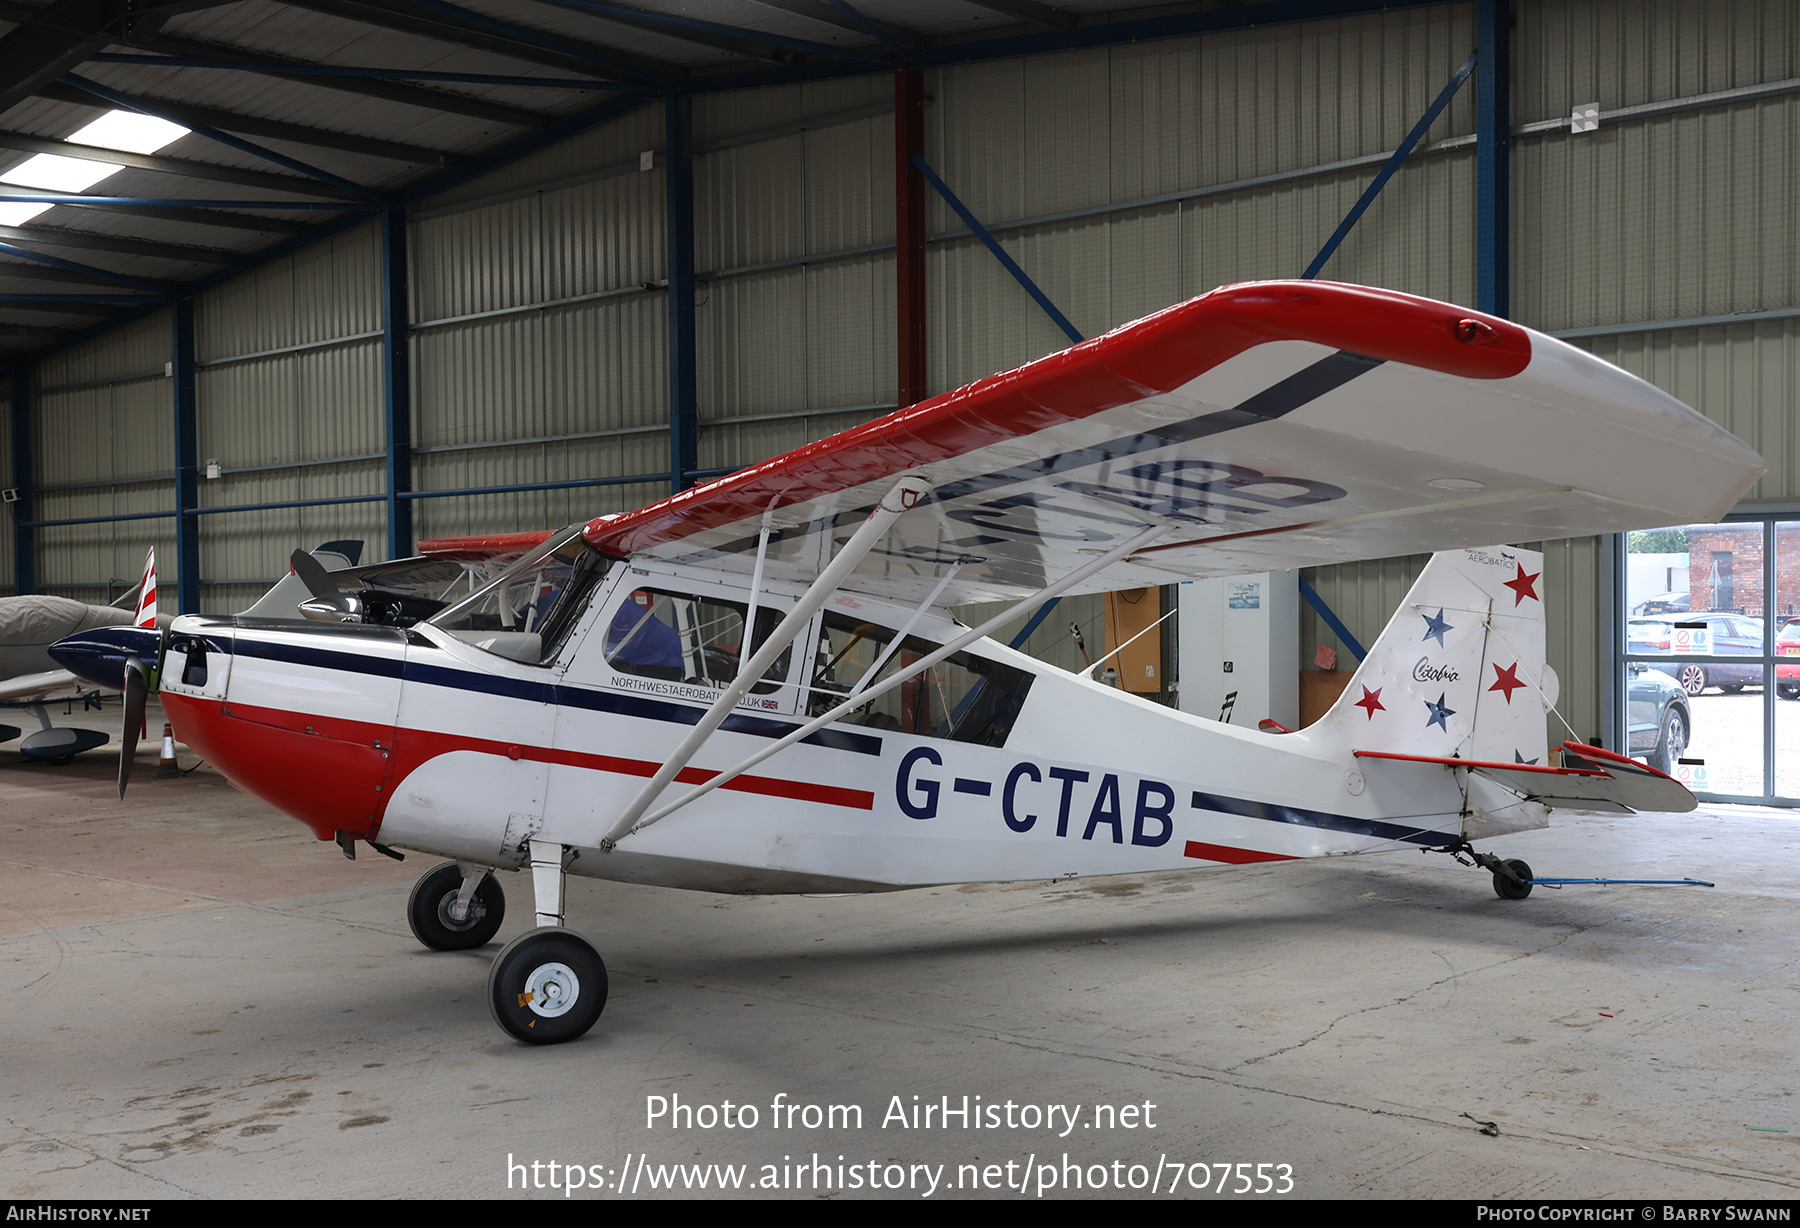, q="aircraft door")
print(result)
[544,575,801,845]
[379,639,560,868]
